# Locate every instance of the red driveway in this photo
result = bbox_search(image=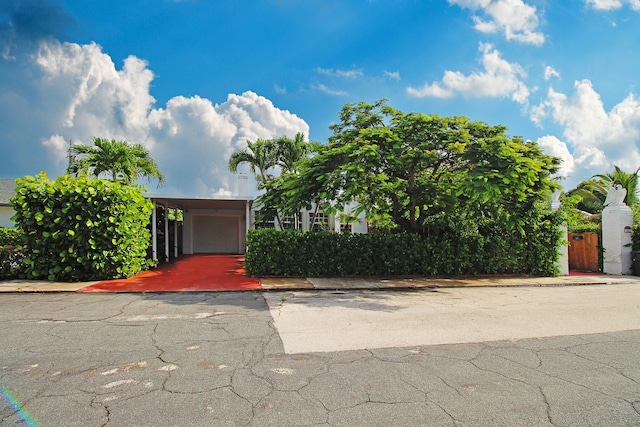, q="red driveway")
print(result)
[79,255,261,292]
